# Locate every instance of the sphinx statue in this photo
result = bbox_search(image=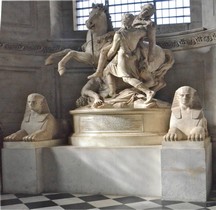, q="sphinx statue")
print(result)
[4,93,59,141]
[164,86,208,141]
